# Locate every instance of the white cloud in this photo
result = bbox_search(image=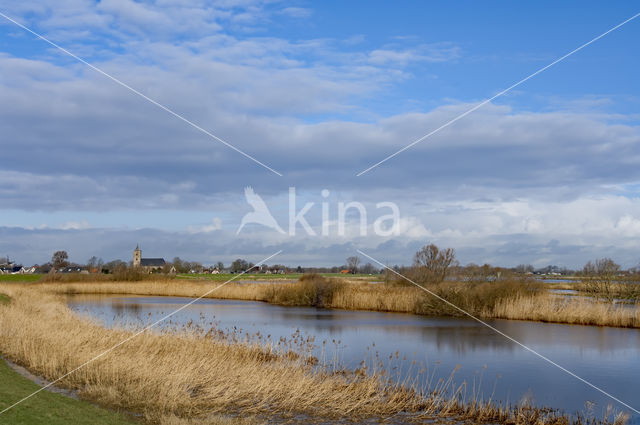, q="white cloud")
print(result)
[187,217,222,233]
[278,7,312,18]
[368,43,460,66]
[59,220,91,230]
